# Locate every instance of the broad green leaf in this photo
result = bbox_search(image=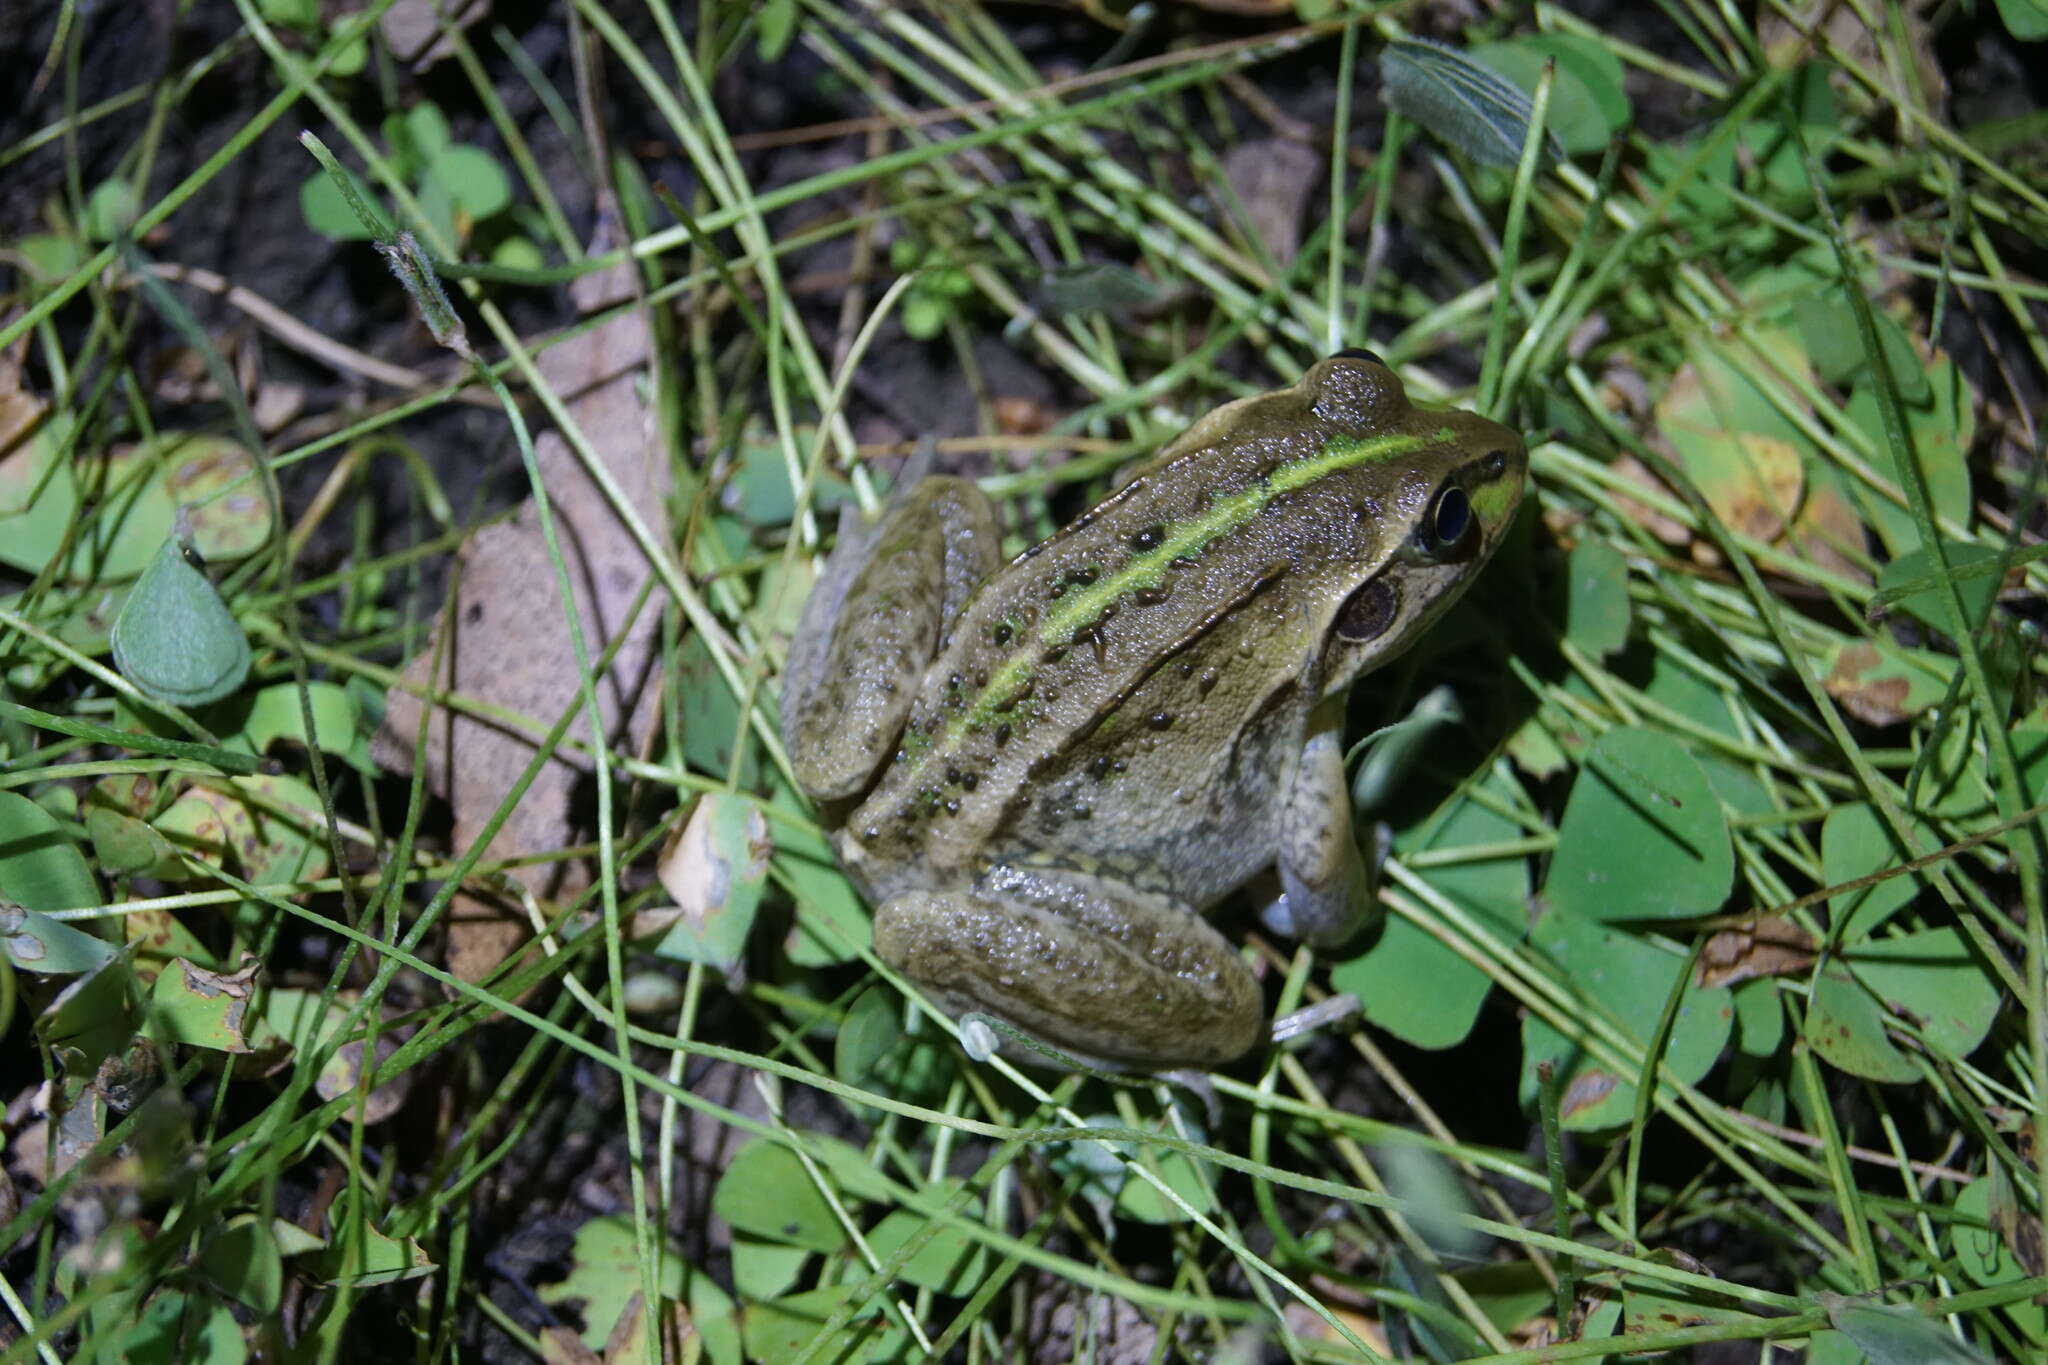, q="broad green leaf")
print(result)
[741,1287,889,1364]
[0,411,79,572]
[200,1216,283,1313]
[227,680,366,768]
[1470,38,1617,156]
[156,773,329,886]
[1562,540,1631,658]
[1845,355,1975,556]
[299,165,385,240]
[0,788,102,915]
[83,179,141,242]
[146,957,258,1053]
[1731,979,1784,1056]
[864,1181,990,1291]
[1335,781,1528,1049]
[732,1235,808,1301]
[112,539,251,706]
[402,101,452,165]
[86,805,183,879]
[835,986,903,1091]
[1,904,116,976]
[1875,541,2004,637]
[1995,0,2048,41]
[1114,1143,1216,1224]
[535,1215,688,1350]
[1520,911,1733,1129]
[1382,38,1561,167]
[1949,1176,2048,1341]
[1543,727,1733,923]
[118,1290,248,1365]
[713,1139,856,1251]
[1822,1295,1995,1364]
[311,1192,436,1288]
[1806,967,1917,1083]
[429,144,511,220]
[1822,636,1955,726]
[152,434,274,561]
[1822,803,1937,940]
[1846,928,1998,1063]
